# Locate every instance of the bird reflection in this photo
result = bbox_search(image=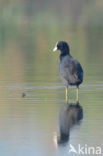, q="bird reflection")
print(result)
[58,102,83,144]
